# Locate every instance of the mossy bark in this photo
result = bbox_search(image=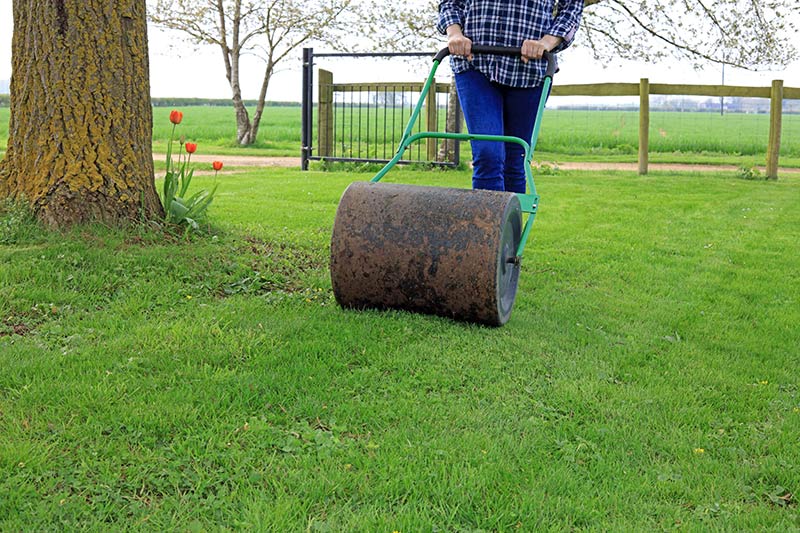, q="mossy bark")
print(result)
[0,0,163,226]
